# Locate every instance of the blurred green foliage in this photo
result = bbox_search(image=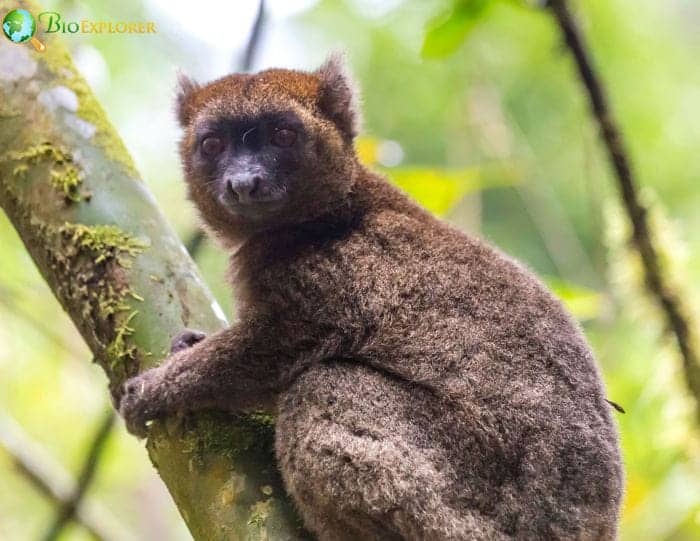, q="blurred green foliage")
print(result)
[1,0,700,539]
[422,0,495,58]
[388,166,515,215]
